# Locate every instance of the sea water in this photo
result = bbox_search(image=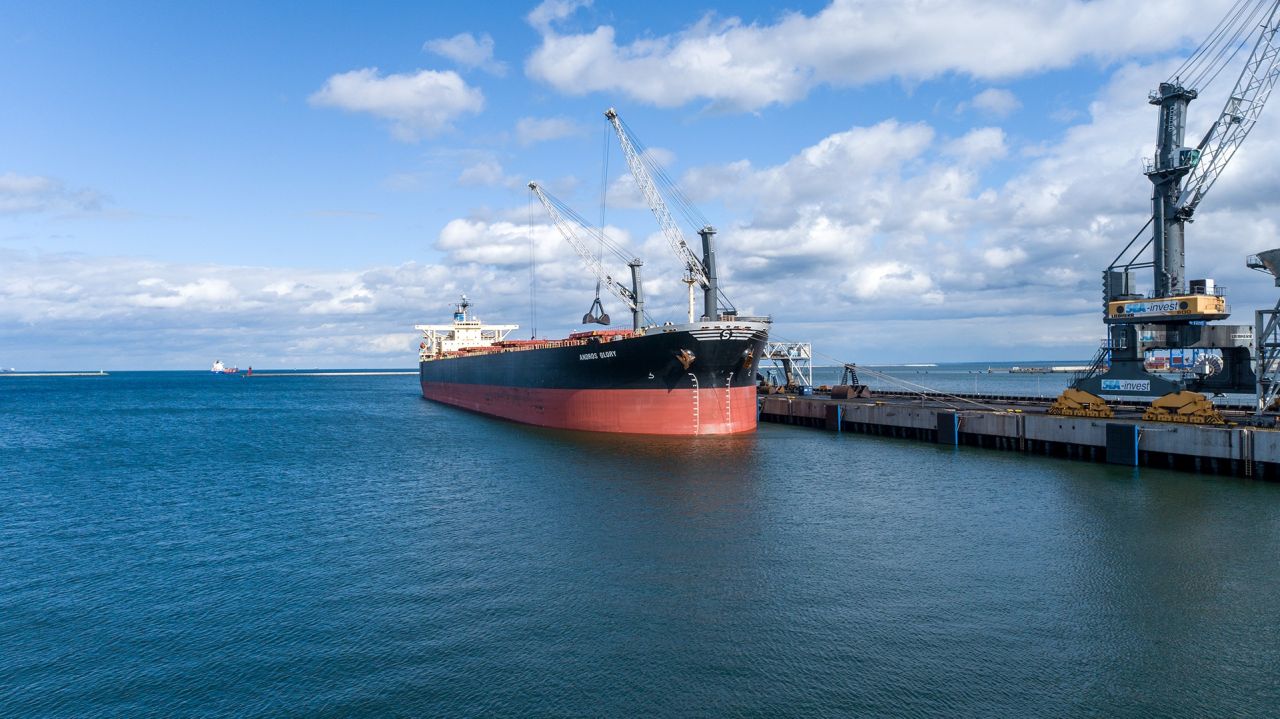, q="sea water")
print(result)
[3,371,1279,717]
